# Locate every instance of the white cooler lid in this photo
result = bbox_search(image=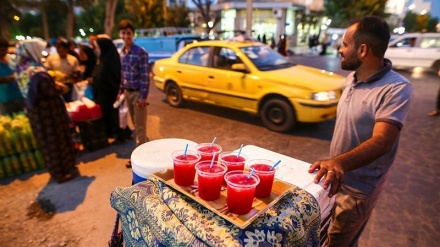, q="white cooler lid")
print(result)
[131,138,198,179]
